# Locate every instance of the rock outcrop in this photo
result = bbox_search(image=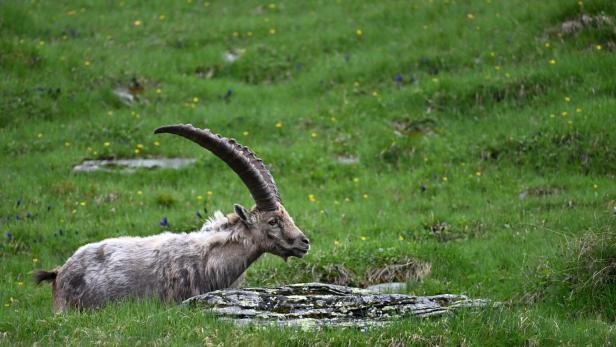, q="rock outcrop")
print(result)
[183,283,493,327]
